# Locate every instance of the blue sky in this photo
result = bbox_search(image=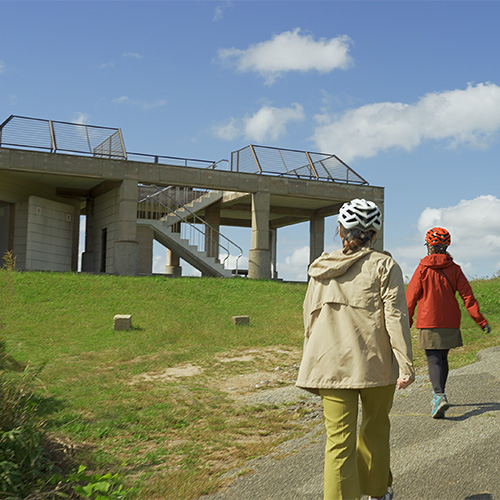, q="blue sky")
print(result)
[2,0,500,281]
